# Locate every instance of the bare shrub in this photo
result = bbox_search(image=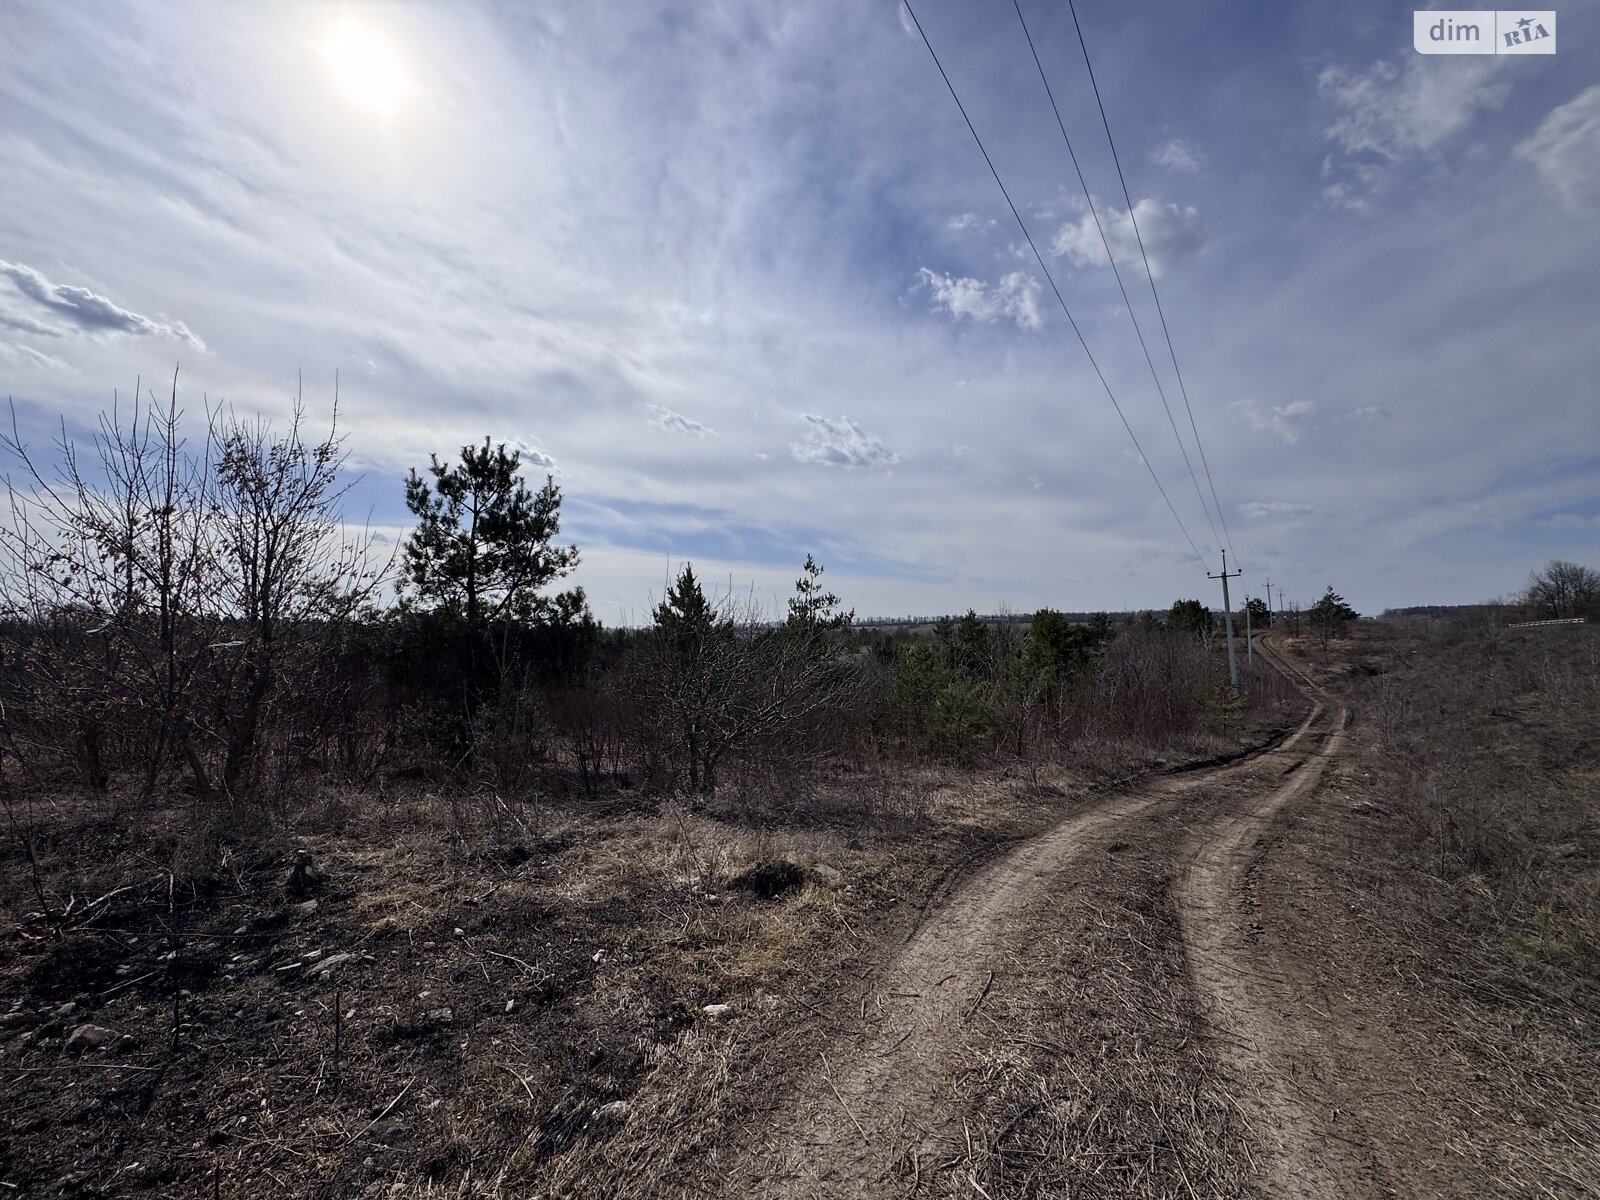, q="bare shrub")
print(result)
[0,379,385,817]
[547,677,631,797]
[633,567,864,797]
[1089,629,1216,743]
